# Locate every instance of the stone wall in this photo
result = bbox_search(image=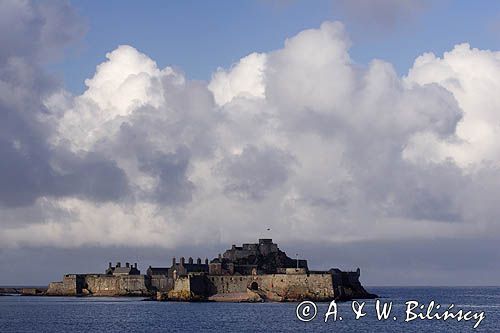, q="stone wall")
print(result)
[206,272,335,301]
[166,274,213,301]
[207,275,249,294]
[189,275,211,297]
[47,282,65,295]
[47,274,151,296]
[167,275,191,300]
[84,275,150,296]
[84,275,118,295]
[64,275,80,295]
[119,275,150,296]
[150,275,173,292]
[47,274,80,295]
